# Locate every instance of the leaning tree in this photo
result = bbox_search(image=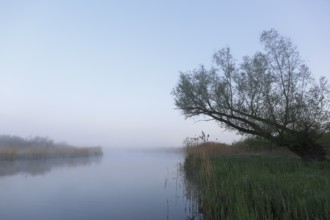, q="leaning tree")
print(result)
[172,29,330,161]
